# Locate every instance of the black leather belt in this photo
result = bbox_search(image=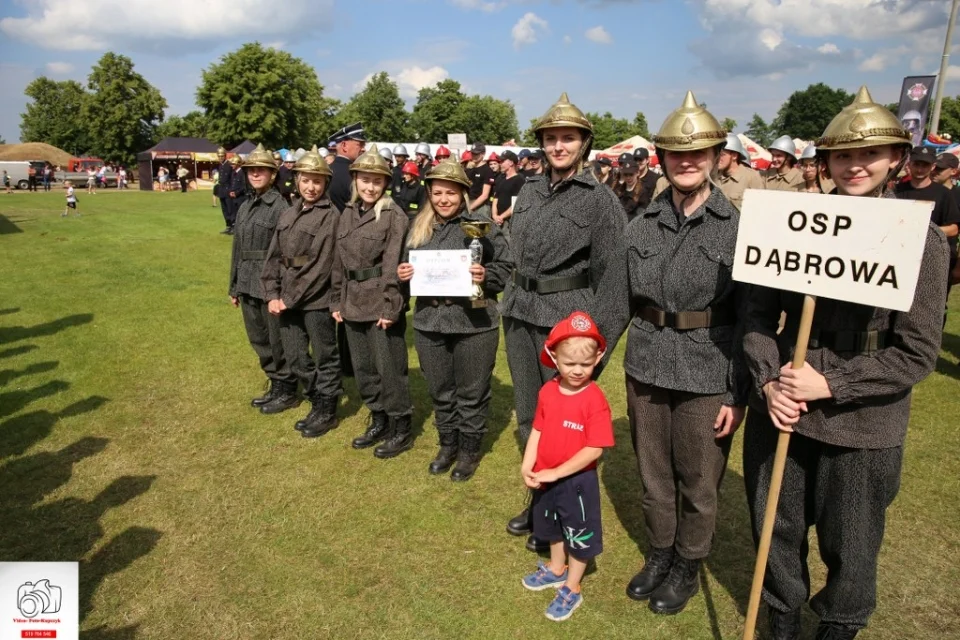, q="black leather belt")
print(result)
[638,305,734,330]
[241,250,267,260]
[346,265,382,282]
[417,297,475,308]
[280,255,309,268]
[808,329,891,354]
[511,270,589,294]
